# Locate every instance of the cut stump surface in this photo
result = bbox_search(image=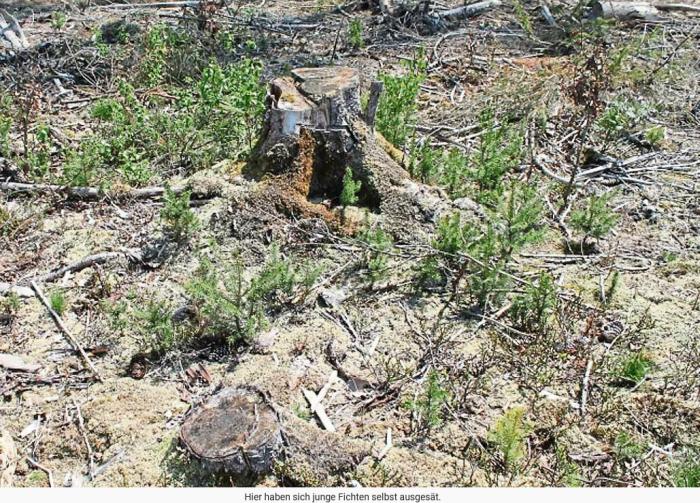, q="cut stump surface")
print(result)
[180,387,282,476]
